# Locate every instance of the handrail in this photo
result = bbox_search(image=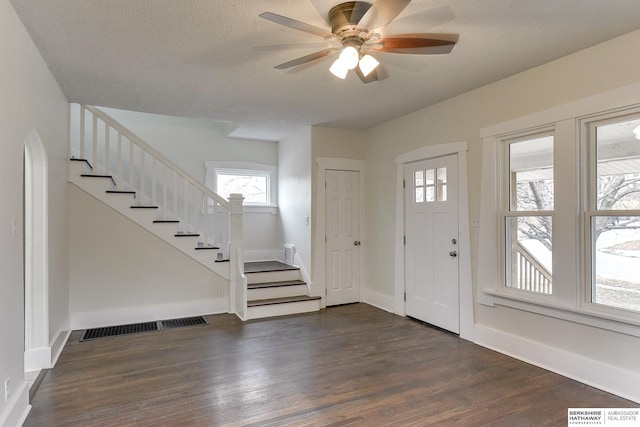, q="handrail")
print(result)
[84,105,230,210]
